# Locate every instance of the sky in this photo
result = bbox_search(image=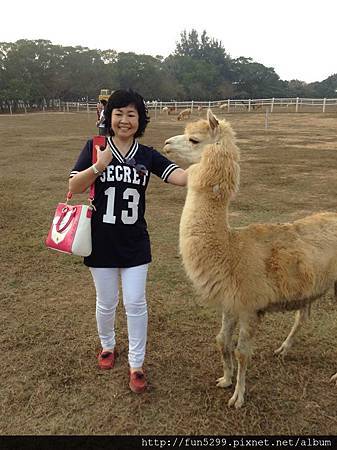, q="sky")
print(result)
[1,0,336,83]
